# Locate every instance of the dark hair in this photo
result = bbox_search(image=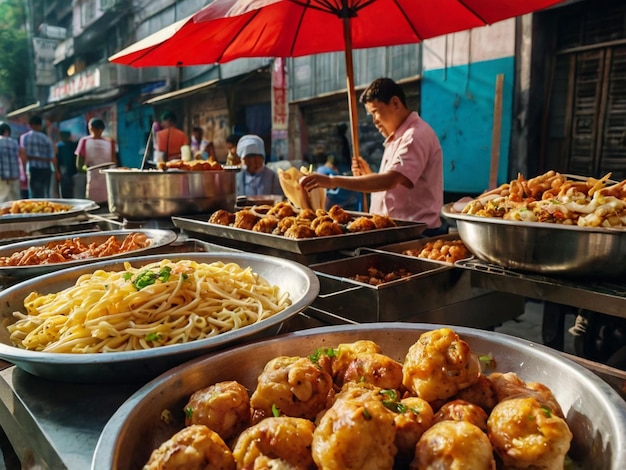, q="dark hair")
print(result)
[160,111,177,123]
[88,118,105,130]
[359,78,407,107]
[0,122,11,136]
[192,126,203,134]
[28,115,43,126]
[60,130,71,139]
[226,134,241,145]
